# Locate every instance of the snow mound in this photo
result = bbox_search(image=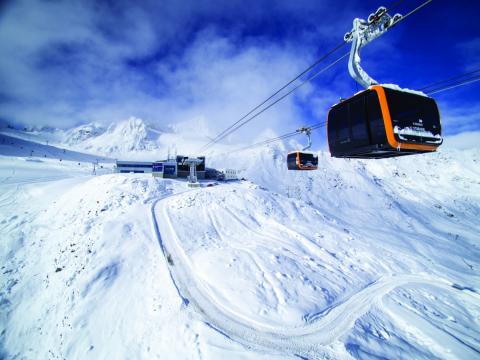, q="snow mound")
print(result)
[163,183,383,327]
